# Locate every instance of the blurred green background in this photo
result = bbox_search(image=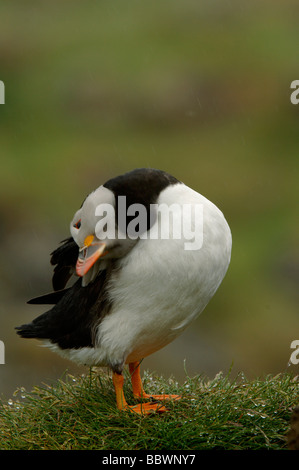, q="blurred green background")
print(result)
[0,0,298,398]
